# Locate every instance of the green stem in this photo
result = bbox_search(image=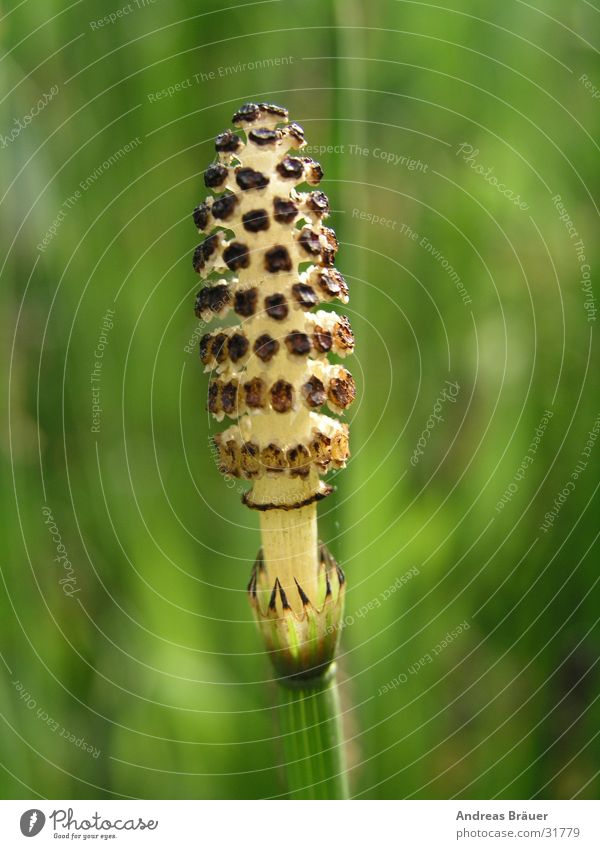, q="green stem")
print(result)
[278,671,349,799]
